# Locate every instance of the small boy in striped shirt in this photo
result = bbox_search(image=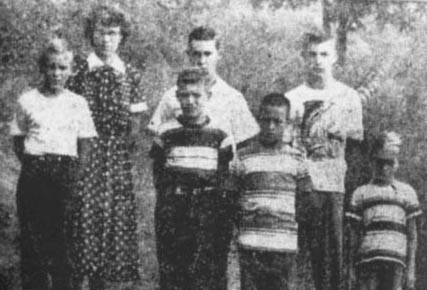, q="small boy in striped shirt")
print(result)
[346,131,421,290]
[150,68,233,290]
[234,93,312,290]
